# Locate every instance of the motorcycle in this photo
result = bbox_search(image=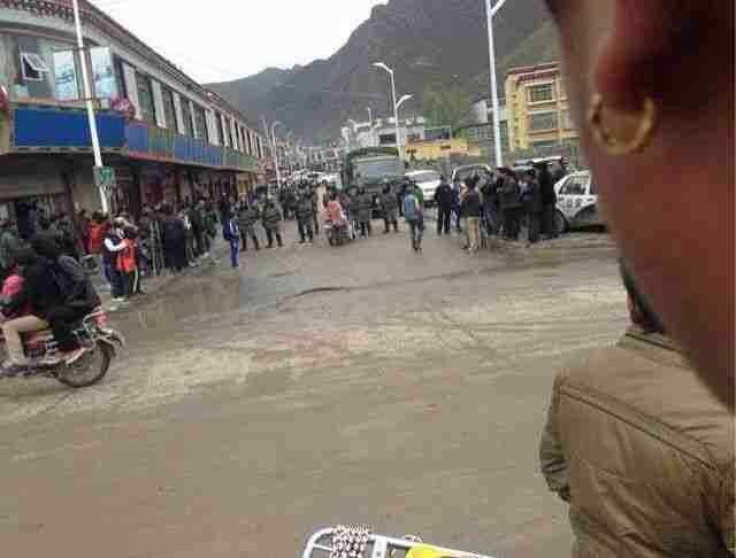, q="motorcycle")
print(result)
[325,220,352,247]
[302,526,494,558]
[0,308,124,388]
